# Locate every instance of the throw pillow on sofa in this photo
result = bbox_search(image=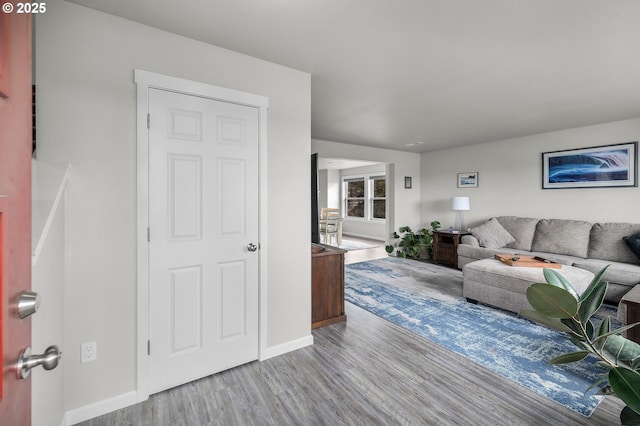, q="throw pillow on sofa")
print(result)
[531,219,592,258]
[589,223,640,264]
[623,233,640,261]
[469,218,515,249]
[496,216,539,251]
